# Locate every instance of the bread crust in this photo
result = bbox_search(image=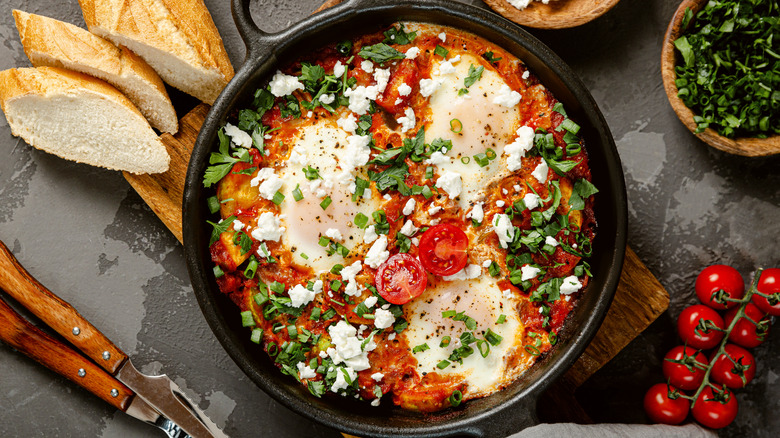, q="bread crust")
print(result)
[78,0,234,103]
[13,9,178,133]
